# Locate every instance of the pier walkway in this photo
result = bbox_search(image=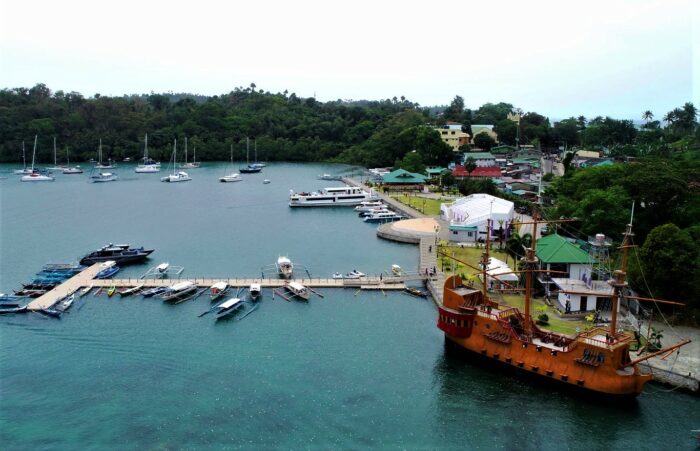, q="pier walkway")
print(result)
[27,263,103,311]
